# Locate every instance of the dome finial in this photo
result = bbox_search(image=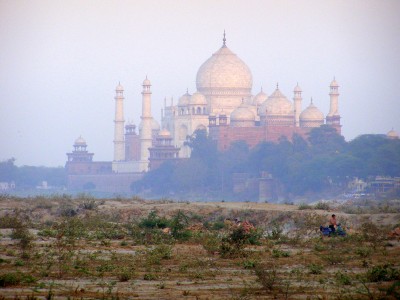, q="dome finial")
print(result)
[276,82,279,89]
[311,97,313,104]
[223,30,226,47]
